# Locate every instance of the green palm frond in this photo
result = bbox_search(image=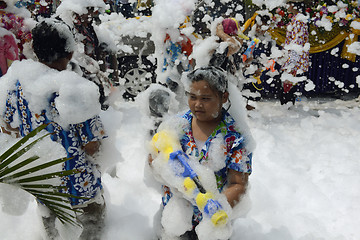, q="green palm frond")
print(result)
[0,124,87,226]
